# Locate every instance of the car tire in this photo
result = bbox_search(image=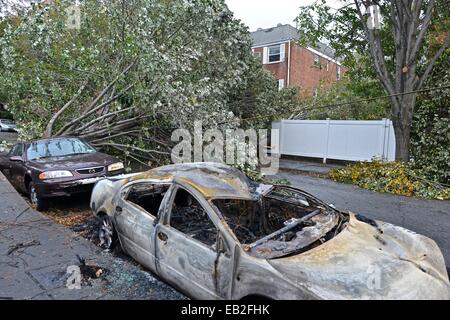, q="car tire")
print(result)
[28,181,48,211]
[98,215,118,250]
